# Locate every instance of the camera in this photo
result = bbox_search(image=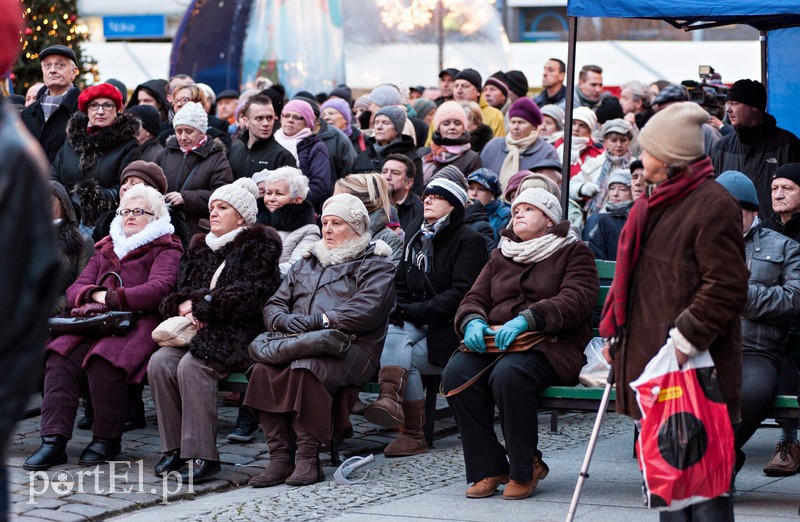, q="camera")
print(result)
[680,66,728,119]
